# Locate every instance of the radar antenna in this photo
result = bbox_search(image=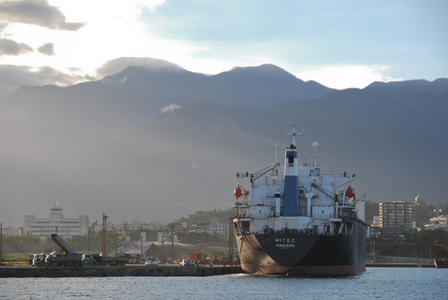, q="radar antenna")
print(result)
[285,125,303,147]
